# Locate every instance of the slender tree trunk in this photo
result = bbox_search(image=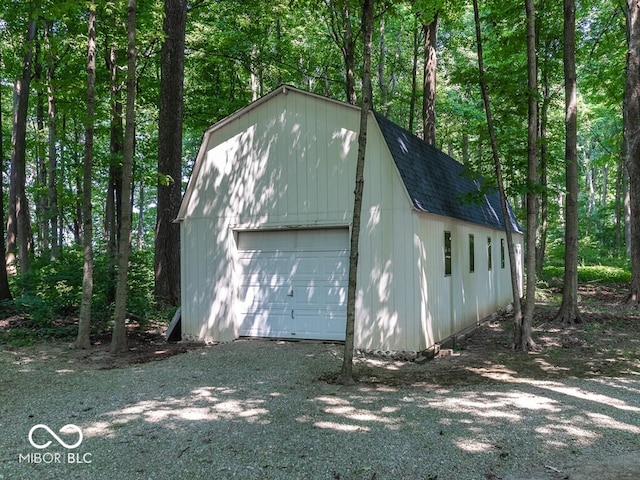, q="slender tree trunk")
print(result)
[338,0,374,386]
[155,0,187,307]
[137,180,144,249]
[0,47,12,301]
[378,18,388,110]
[409,19,420,134]
[111,0,137,354]
[105,44,123,306]
[536,79,551,275]
[625,0,640,303]
[328,0,357,105]
[422,15,437,145]
[7,19,37,275]
[76,2,97,349]
[555,0,582,322]
[472,0,524,340]
[615,143,625,252]
[72,123,83,246]
[518,0,538,351]
[46,19,59,260]
[35,49,47,255]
